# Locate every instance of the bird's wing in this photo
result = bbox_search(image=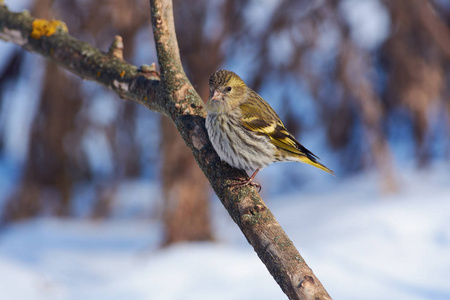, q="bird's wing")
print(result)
[240,91,335,175]
[239,91,318,160]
